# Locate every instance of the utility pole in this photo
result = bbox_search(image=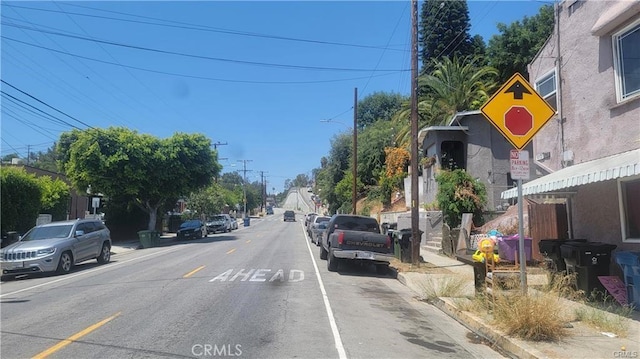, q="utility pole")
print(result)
[352,87,358,215]
[258,171,268,211]
[27,144,31,165]
[237,160,253,218]
[410,0,420,265]
[213,141,228,150]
